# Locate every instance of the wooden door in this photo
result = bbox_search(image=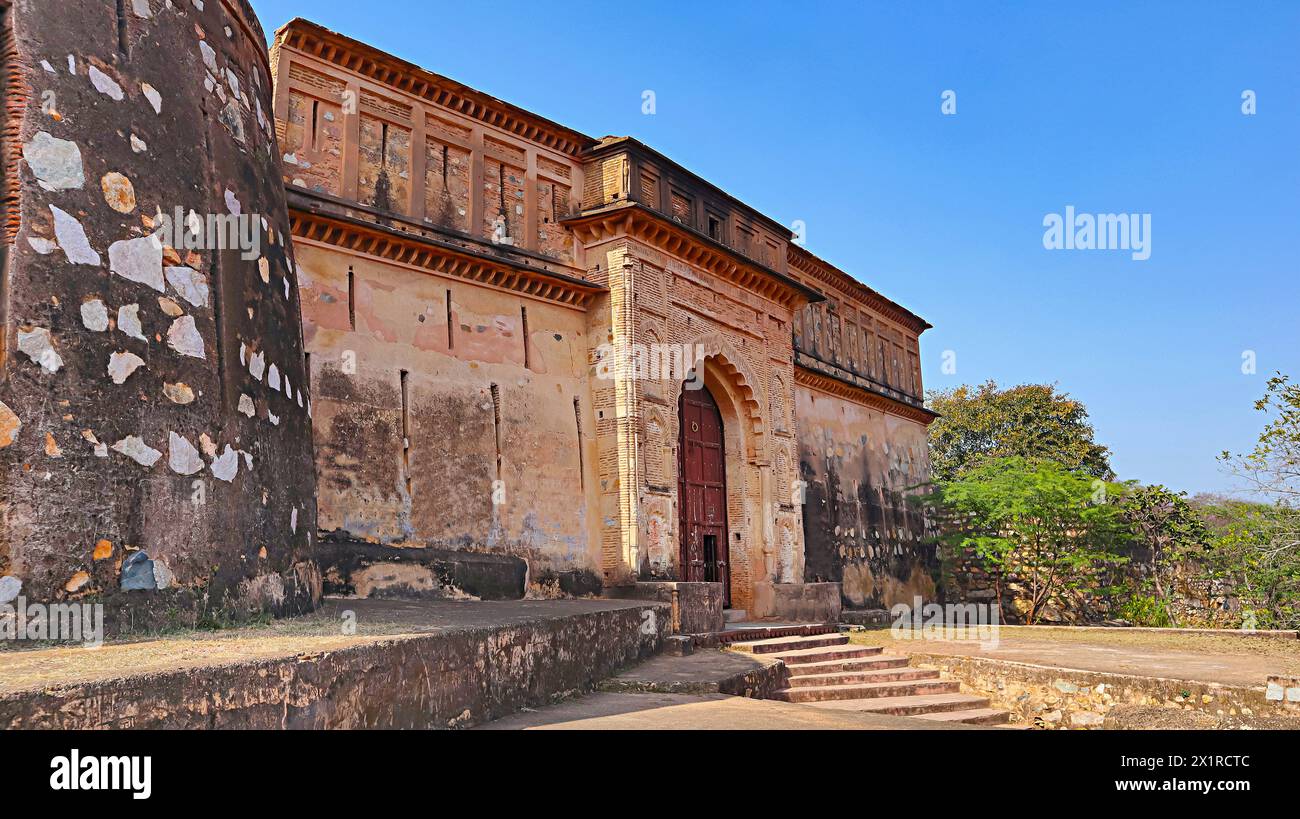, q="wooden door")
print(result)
[677,384,730,606]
